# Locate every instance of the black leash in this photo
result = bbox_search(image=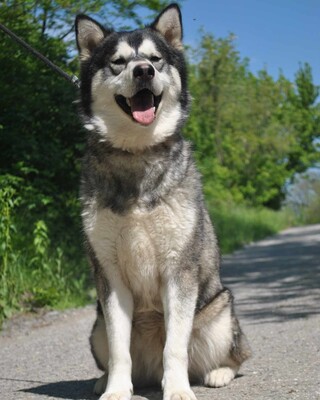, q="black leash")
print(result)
[0,22,80,88]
